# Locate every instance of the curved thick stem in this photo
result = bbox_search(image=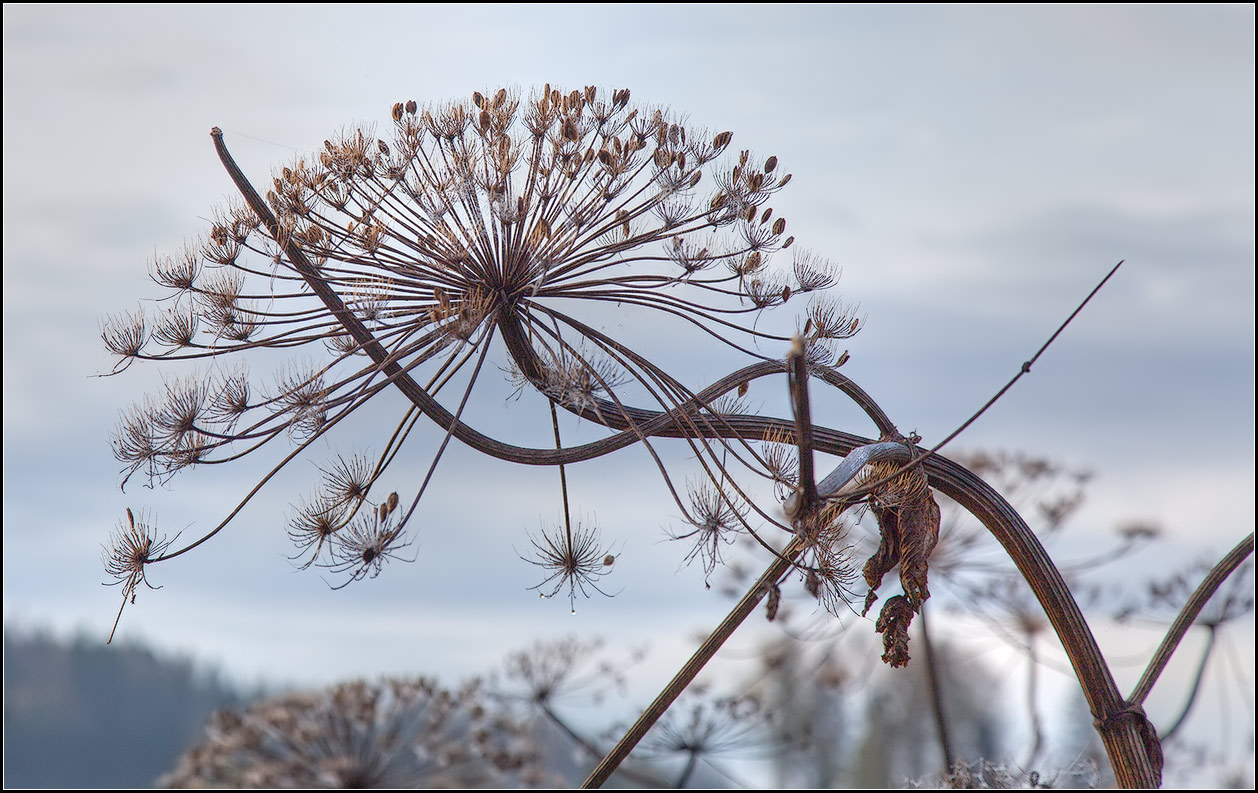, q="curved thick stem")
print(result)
[921,455,1157,787]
